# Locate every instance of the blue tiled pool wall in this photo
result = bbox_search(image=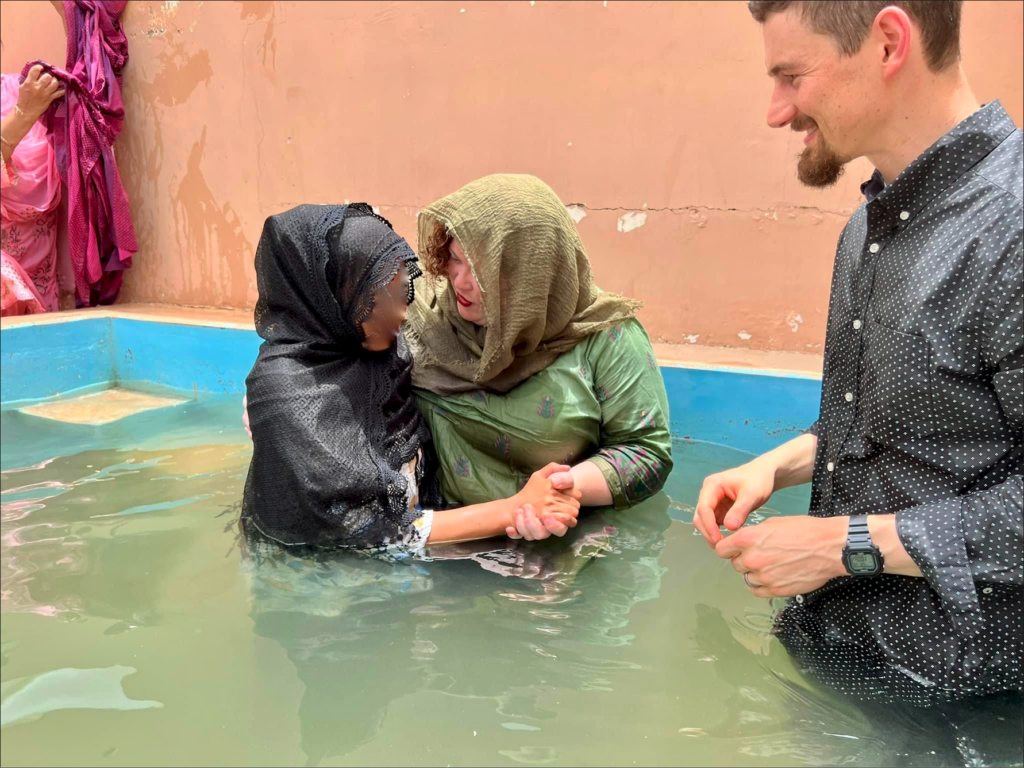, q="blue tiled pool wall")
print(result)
[0,318,821,456]
[2,318,115,404]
